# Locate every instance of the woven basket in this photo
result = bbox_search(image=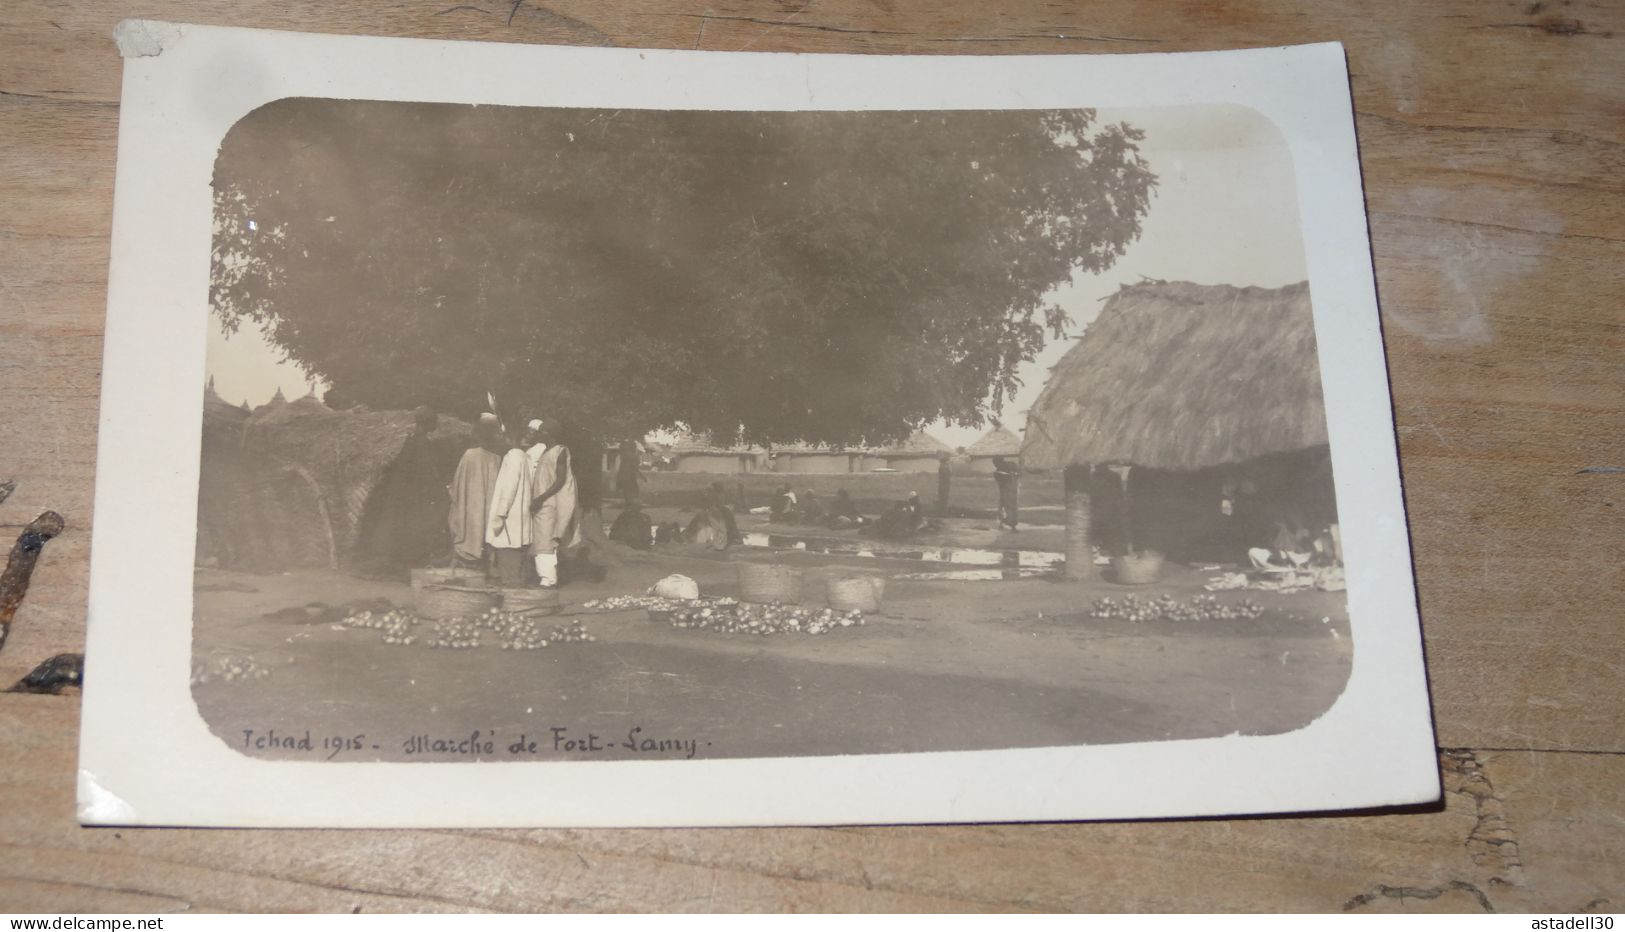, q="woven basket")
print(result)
[500,587,560,616]
[416,583,497,619]
[1111,551,1165,586]
[737,563,804,604]
[827,574,885,612]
